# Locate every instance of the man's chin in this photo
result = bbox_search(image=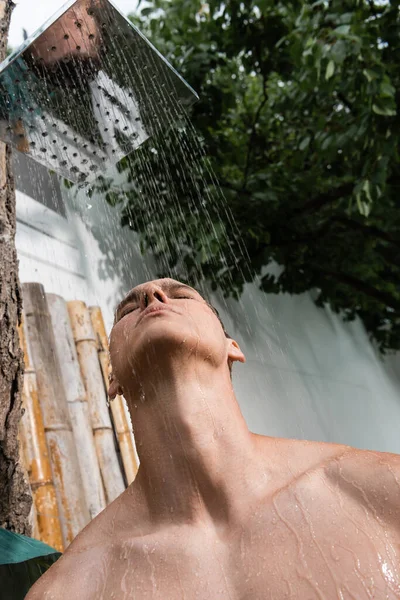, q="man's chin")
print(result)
[128,325,199,362]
